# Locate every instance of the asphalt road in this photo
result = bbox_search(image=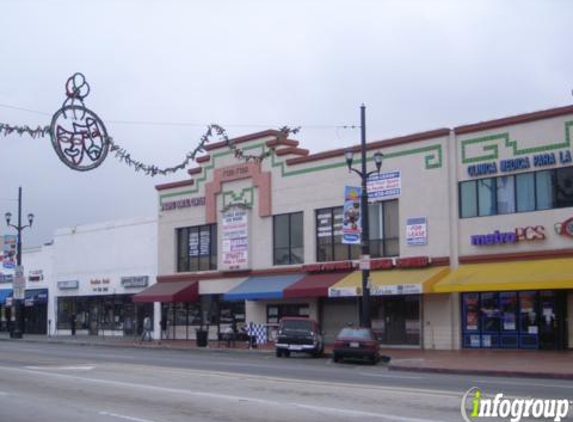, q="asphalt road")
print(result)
[0,341,571,422]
